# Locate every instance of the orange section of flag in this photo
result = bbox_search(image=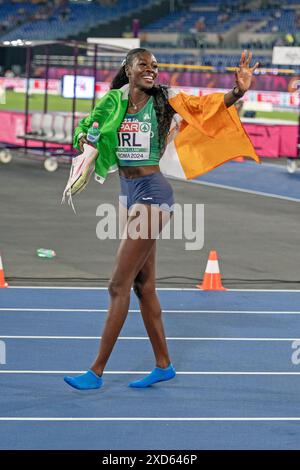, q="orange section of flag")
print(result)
[168,92,260,180]
[197,250,227,291]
